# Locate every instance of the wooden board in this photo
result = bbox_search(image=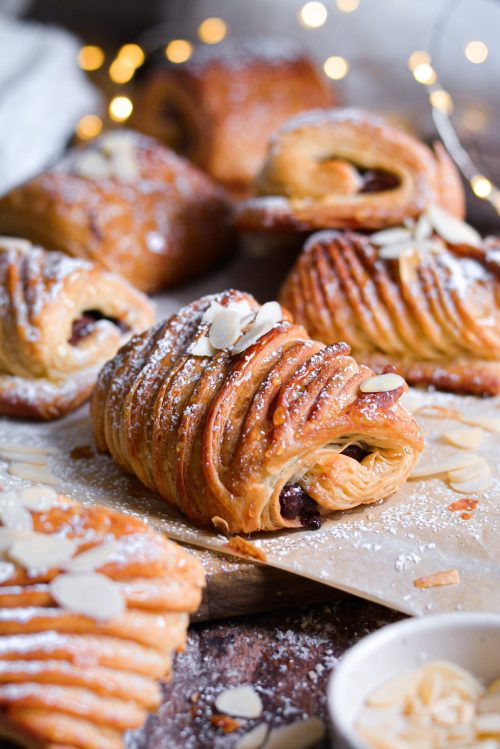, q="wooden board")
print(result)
[186,546,345,621]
